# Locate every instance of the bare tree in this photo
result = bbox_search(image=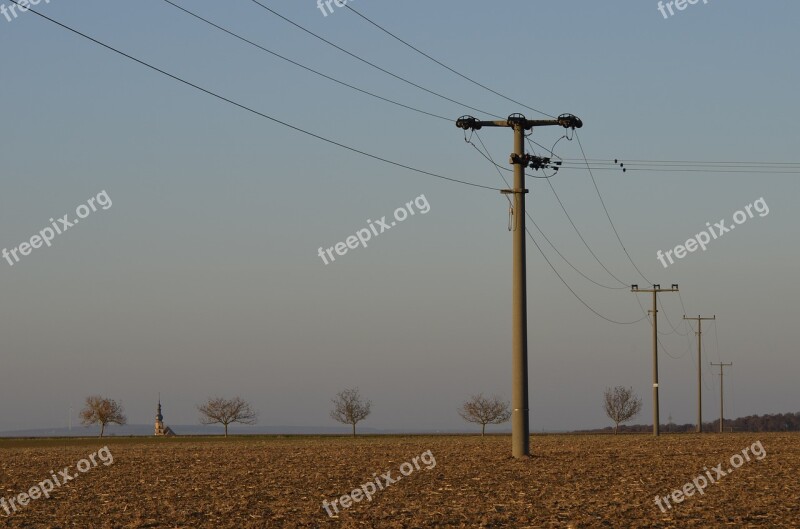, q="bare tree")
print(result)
[458,394,511,436]
[330,388,371,437]
[603,386,642,434]
[80,395,127,438]
[197,397,258,437]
